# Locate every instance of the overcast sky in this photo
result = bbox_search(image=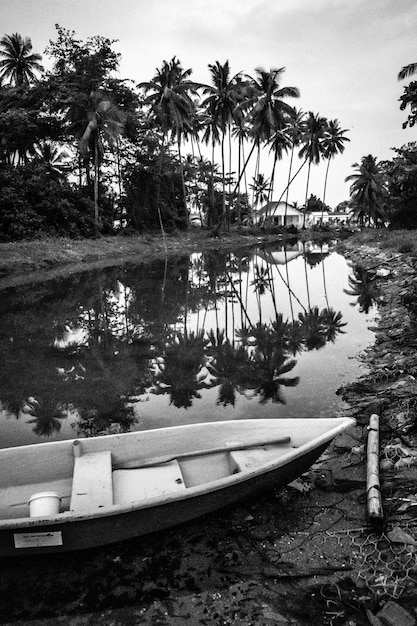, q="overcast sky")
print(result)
[2,0,416,207]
